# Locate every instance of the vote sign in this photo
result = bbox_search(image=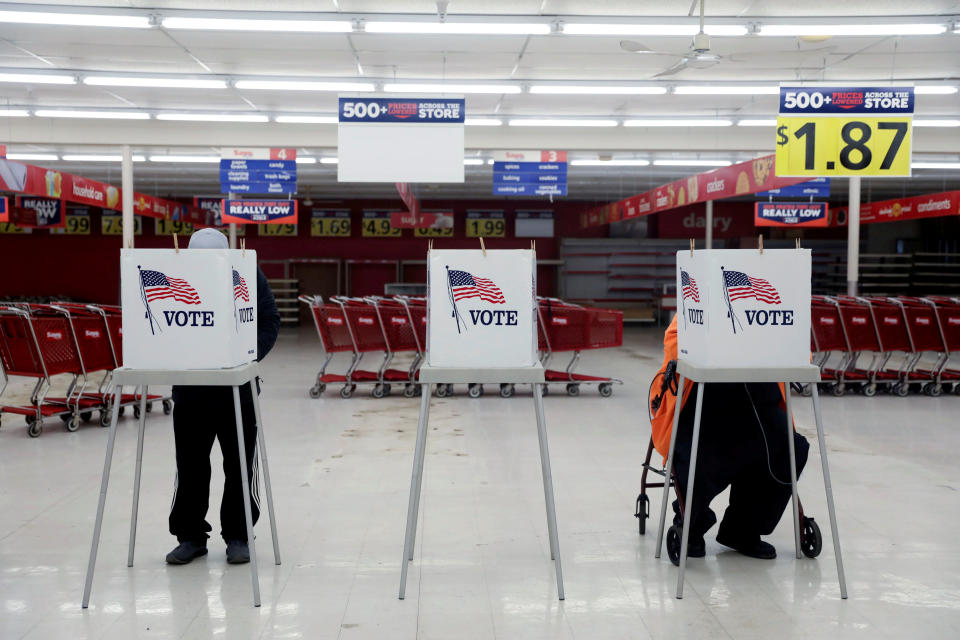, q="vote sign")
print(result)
[427,249,537,369]
[120,249,257,370]
[775,86,913,177]
[675,249,811,369]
